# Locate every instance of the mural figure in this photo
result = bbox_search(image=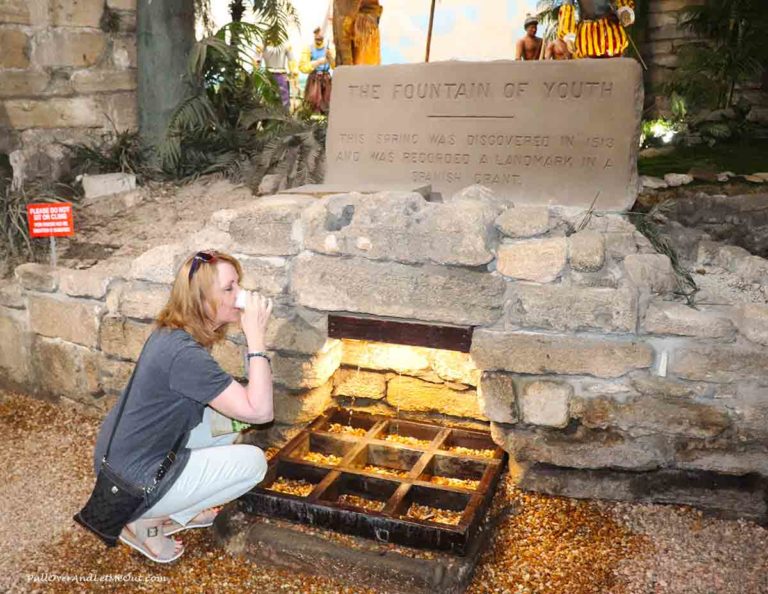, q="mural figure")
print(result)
[557,0,636,59]
[299,26,335,114]
[333,0,383,66]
